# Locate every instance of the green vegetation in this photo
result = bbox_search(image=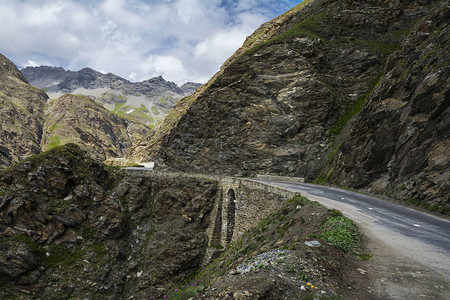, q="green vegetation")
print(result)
[298,272,309,281]
[113,102,126,113]
[315,72,383,185]
[286,263,296,272]
[169,285,205,300]
[41,242,107,269]
[236,0,315,57]
[317,216,360,253]
[45,135,63,150]
[288,195,310,205]
[257,263,271,270]
[140,104,149,112]
[125,162,144,167]
[328,73,383,137]
[151,106,159,115]
[402,198,450,215]
[357,253,372,261]
[355,38,400,57]
[0,234,42,254]
[244,12,321,58]
[114,103,156,124]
